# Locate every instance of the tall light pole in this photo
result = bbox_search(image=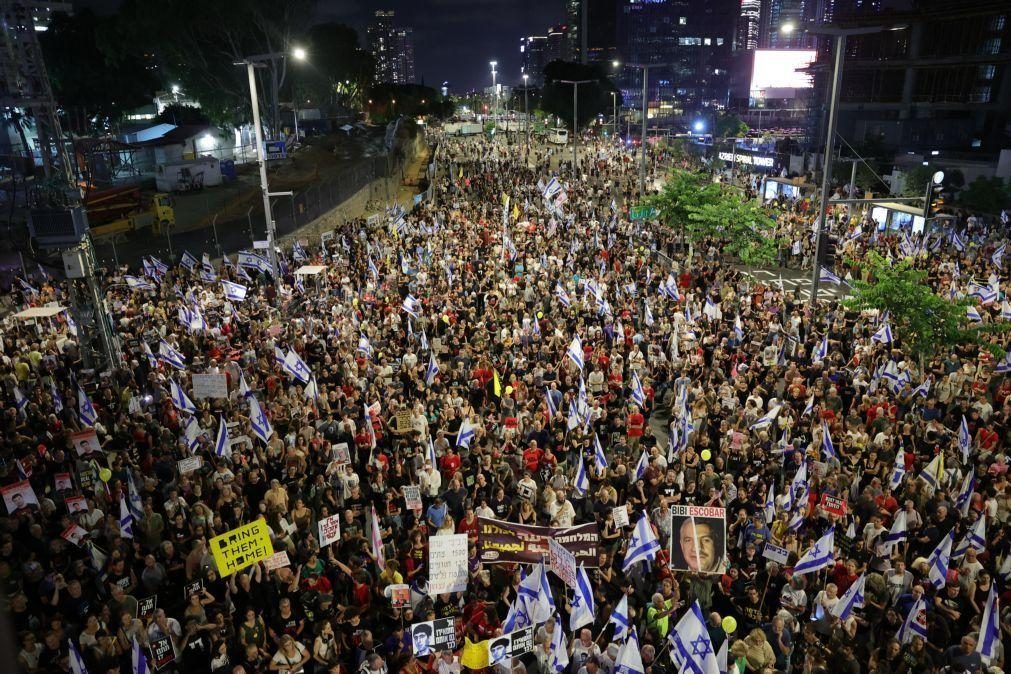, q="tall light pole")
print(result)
[559,79,592,171]
[807,23,906,307]
[522,73,530,151]
[611,60,620,142]
[237,47,307,288]
[490,60,498,138]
